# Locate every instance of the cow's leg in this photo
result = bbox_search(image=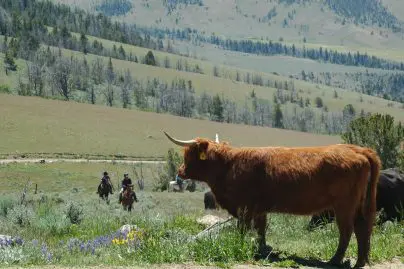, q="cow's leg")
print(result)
[253,214,270,256]
[354,211,371,268]
[329,207,355,266]
[237,207,252,233]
